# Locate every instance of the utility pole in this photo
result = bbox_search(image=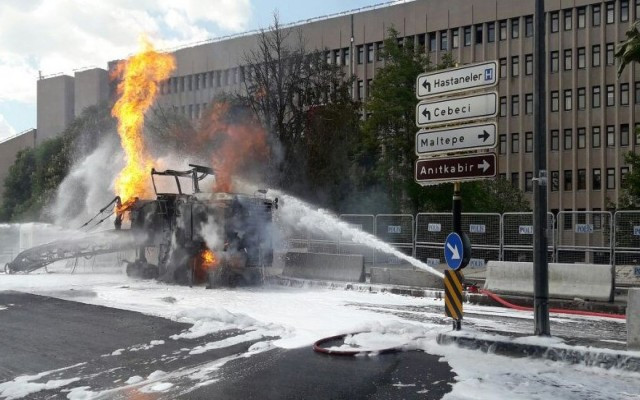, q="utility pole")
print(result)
[533,0,550,336]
